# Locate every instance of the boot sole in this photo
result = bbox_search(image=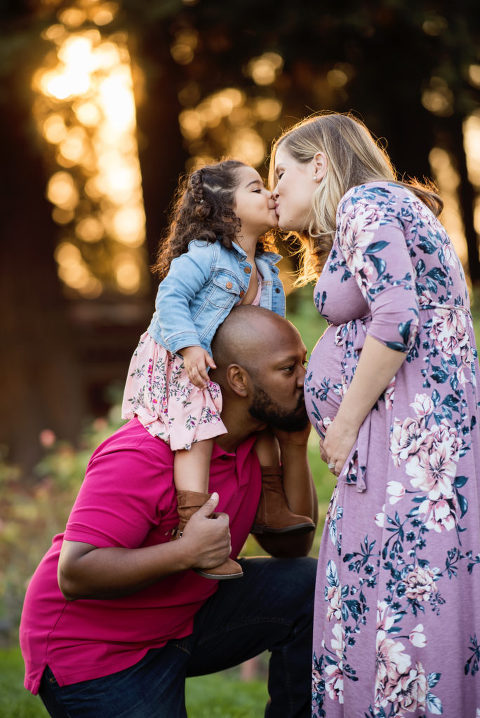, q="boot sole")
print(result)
[194,569,244,580]
[250,522,315,536]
